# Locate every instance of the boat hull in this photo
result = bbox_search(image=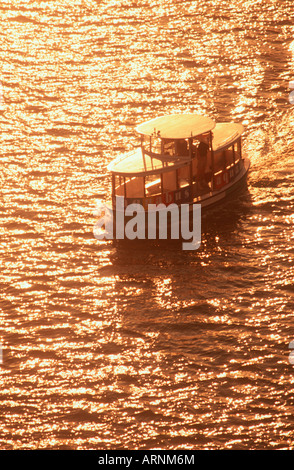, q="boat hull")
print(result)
[198,157,250,212]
